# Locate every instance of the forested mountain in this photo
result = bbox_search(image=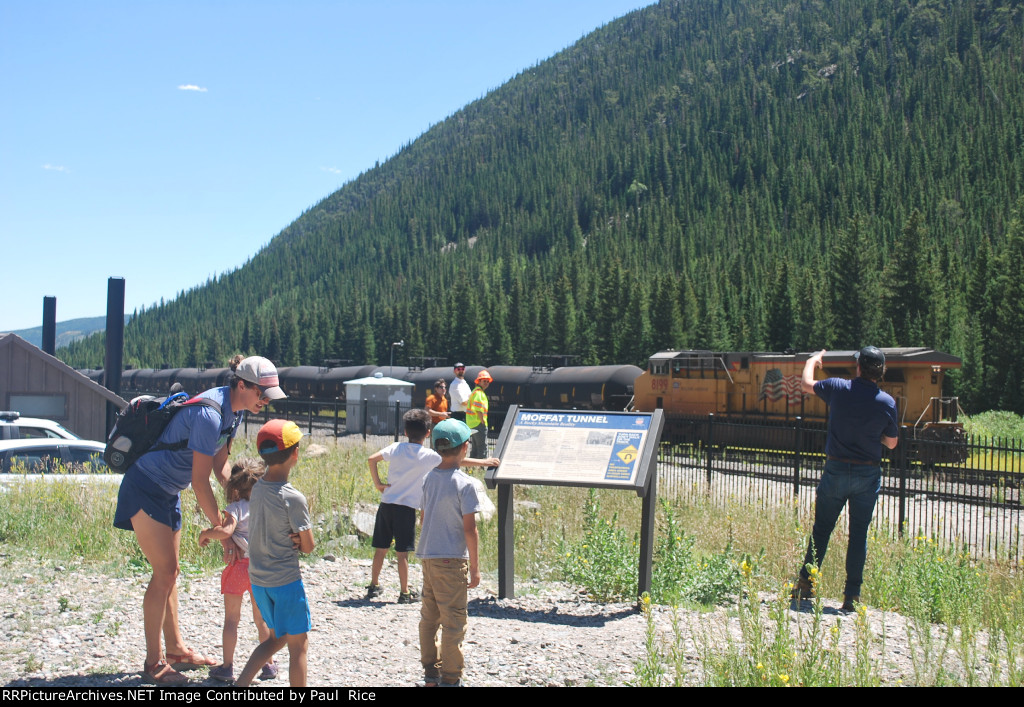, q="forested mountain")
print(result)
[61,0,1024,414]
